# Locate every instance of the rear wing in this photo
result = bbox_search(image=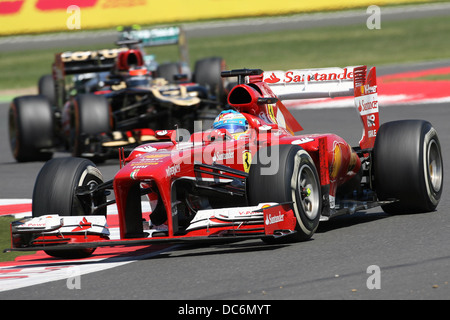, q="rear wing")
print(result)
[53,48,127,76]
[52,47,127,107]
[117,26,189,64]
[262,65,379,149]
[263,66,355,100]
